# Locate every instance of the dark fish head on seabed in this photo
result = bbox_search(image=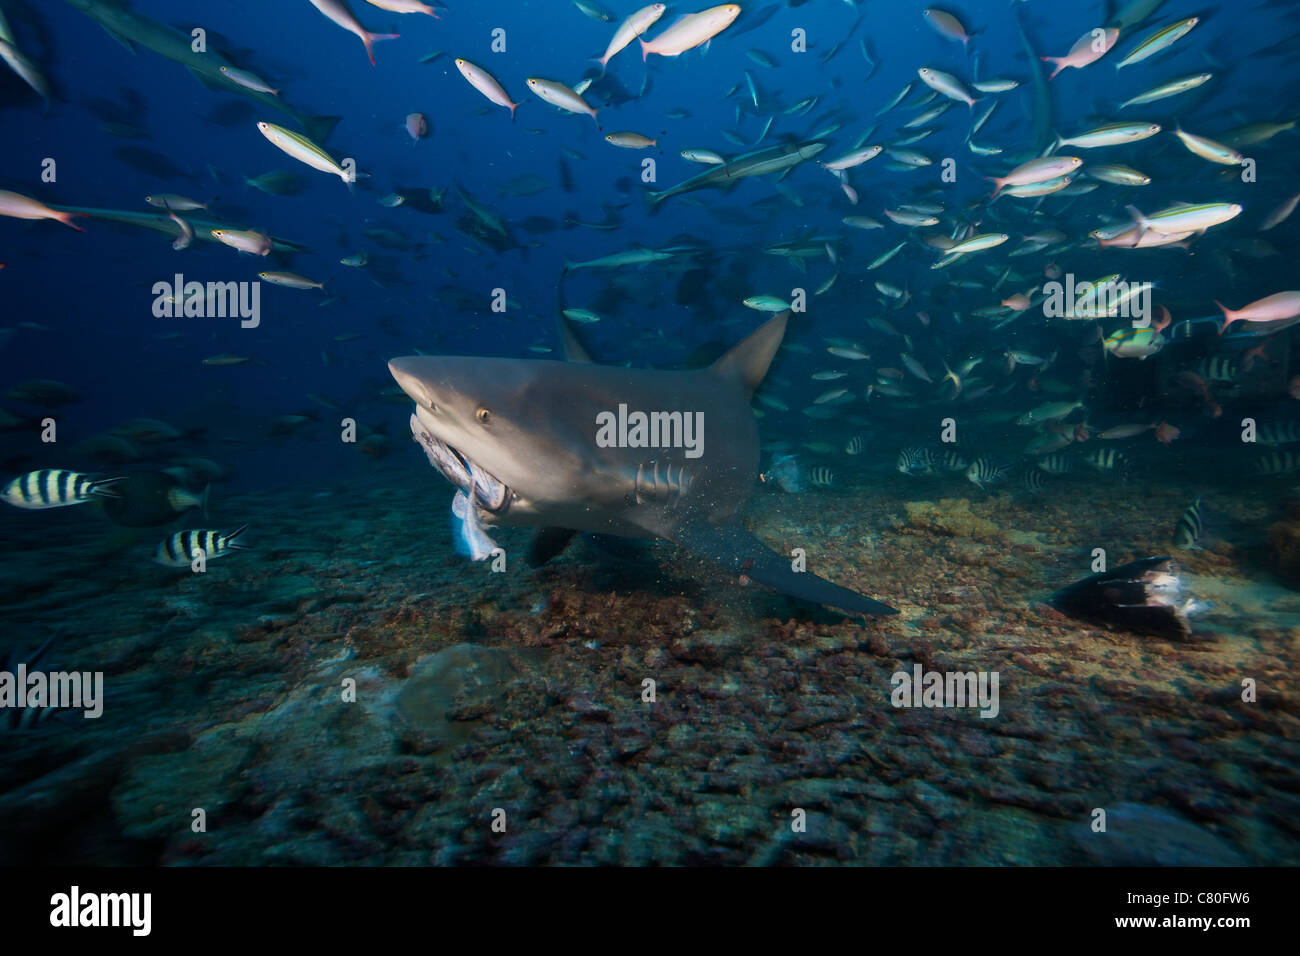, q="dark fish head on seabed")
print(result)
[99,471,207,527]
[1050,556,1203,641]
[760,453,805,493]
